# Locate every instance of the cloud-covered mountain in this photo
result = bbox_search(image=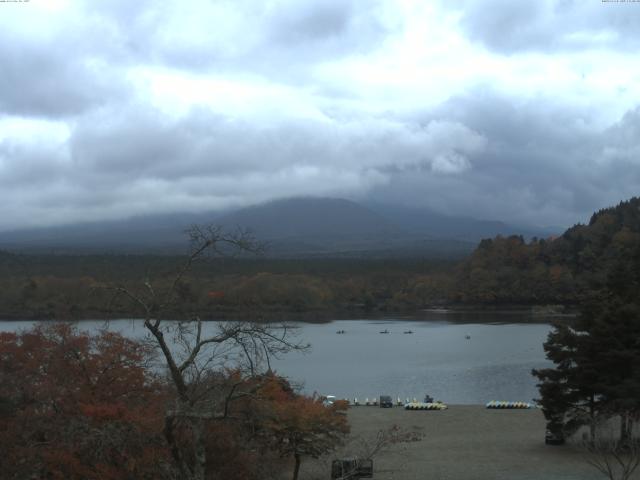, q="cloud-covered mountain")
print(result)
[365,202,557,242]
[1,1,639,233]
[218,197,396,239]
[0,197,557,257]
